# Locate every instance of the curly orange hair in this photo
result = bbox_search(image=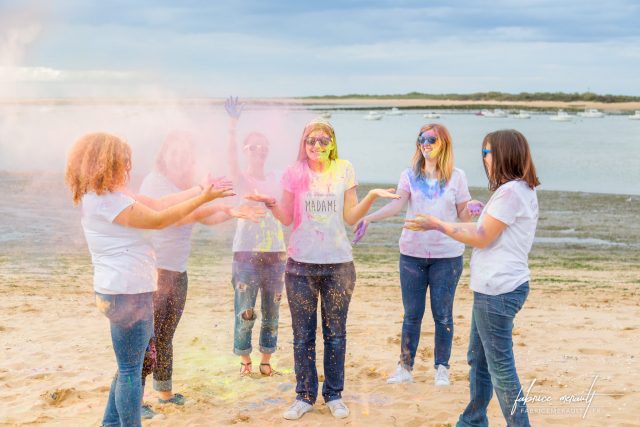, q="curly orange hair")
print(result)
[65,132,131,205]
